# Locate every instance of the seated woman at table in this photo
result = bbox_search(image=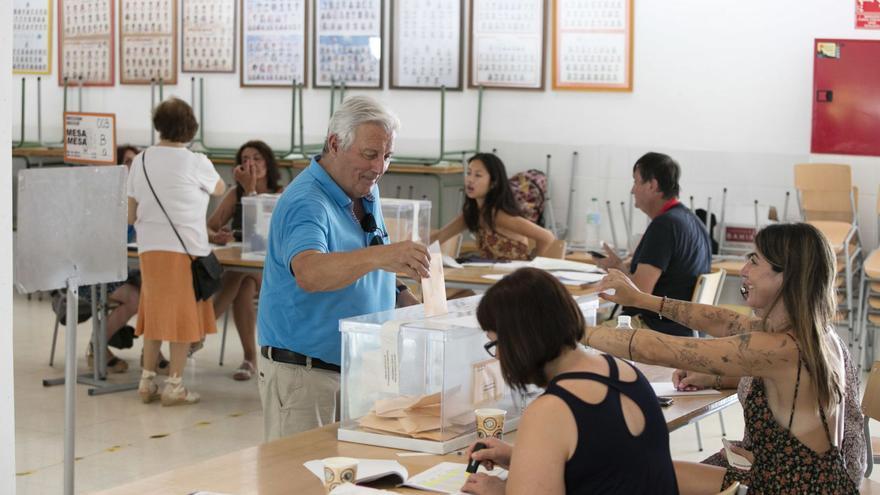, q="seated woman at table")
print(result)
[588,223,858,494]
[461,268,678,495]
[206,140,282,380]
[433,153,554,261]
